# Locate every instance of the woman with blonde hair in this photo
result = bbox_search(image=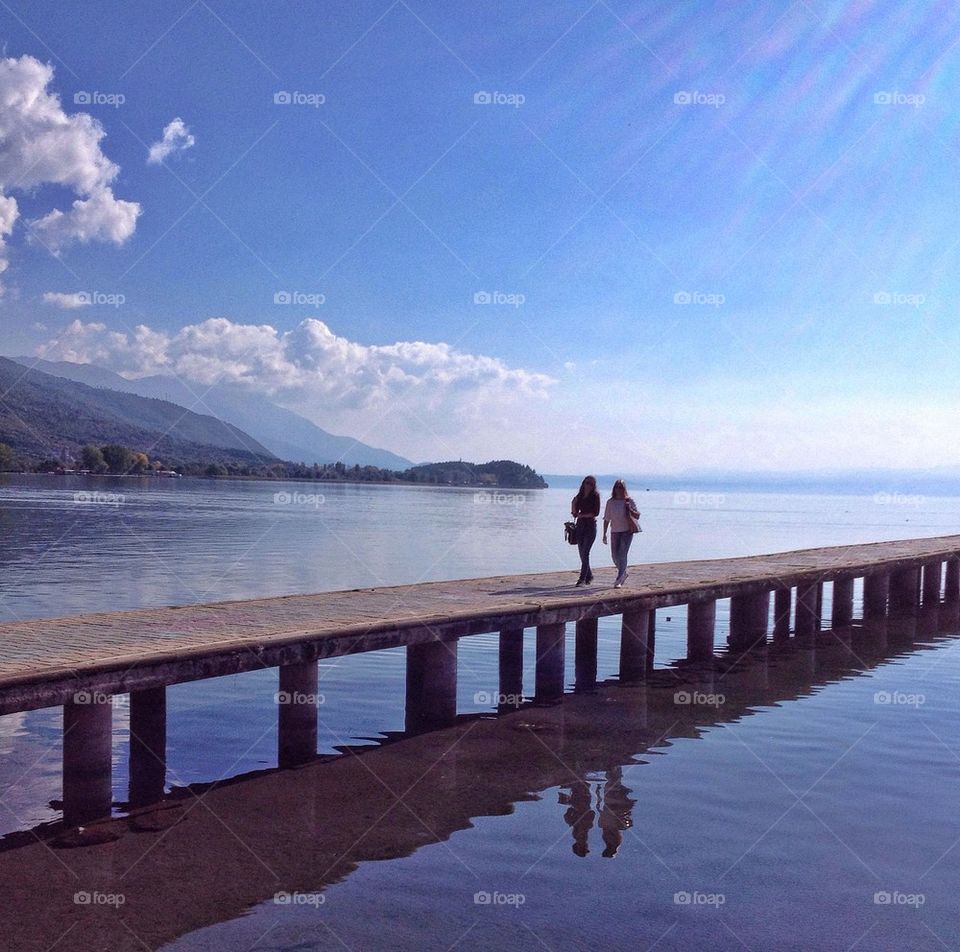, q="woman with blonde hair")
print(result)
[602,479,640,588]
